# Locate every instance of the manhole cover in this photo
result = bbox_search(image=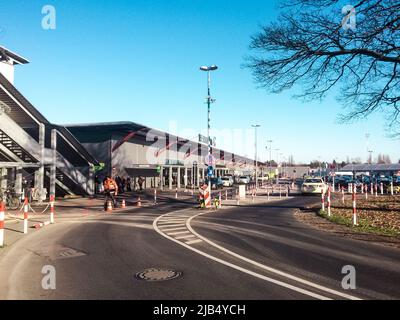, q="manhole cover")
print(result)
[135,268,182,281]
